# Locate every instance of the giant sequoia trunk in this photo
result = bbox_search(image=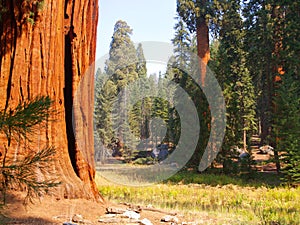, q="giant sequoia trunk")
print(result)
[0,0,103,202]
[196,17,210,86]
